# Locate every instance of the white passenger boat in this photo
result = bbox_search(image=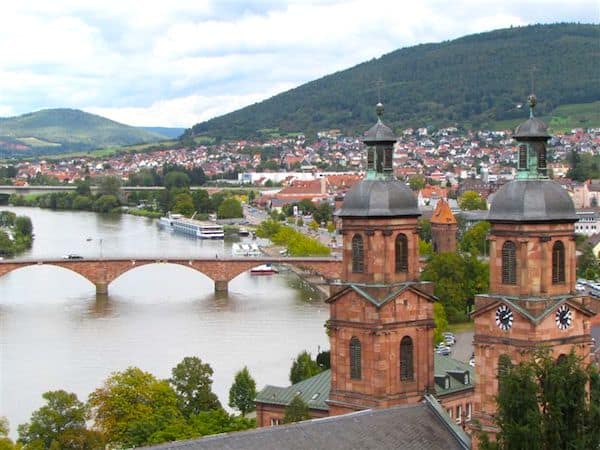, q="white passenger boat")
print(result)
[159,213,224,239]
[250,263,279,275]
[232,242,262,257]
